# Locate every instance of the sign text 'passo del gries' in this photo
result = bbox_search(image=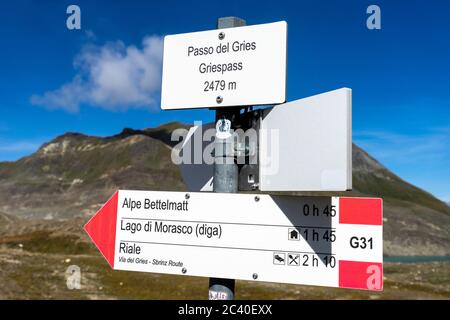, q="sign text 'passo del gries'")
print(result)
[161,21,287,110]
